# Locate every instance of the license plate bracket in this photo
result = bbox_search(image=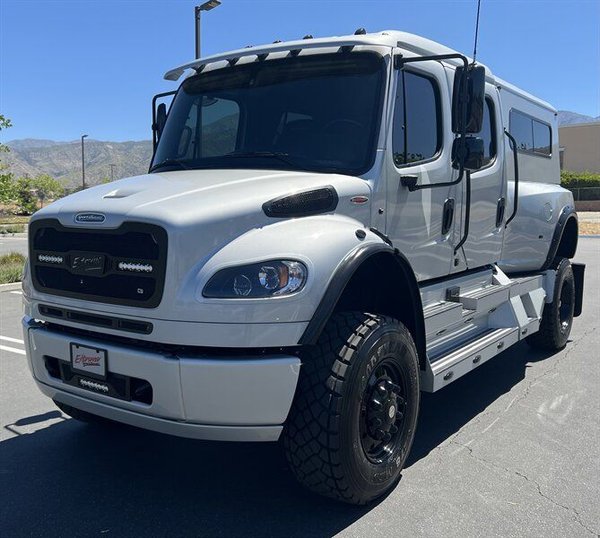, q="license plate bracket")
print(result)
[70,343,107,379]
